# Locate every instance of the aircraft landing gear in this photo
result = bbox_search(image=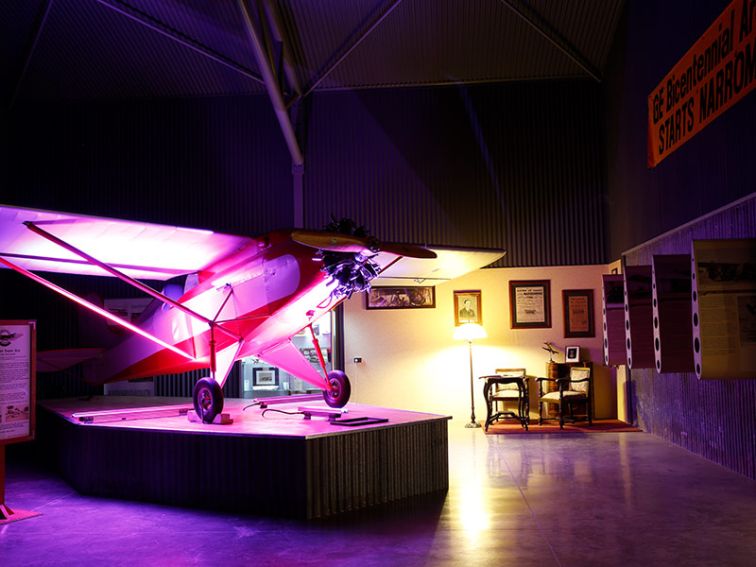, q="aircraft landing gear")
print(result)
[193,377,224,424]
[323,370,351,408]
